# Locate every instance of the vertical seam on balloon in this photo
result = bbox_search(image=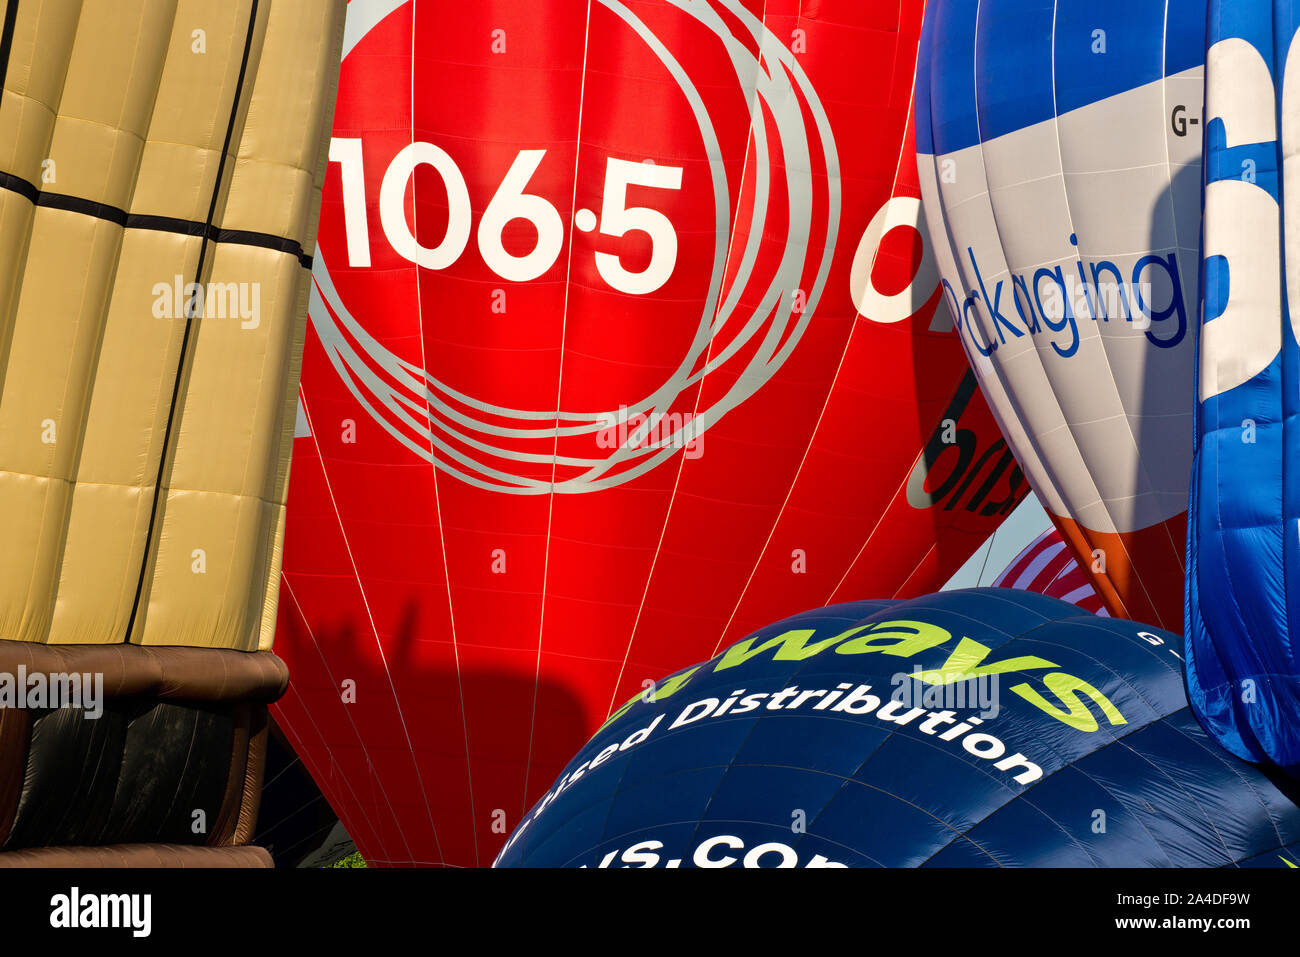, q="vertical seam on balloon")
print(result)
[1042,3,1167,626]
[5,0,85,641]
[1,0,86,640]
[614,0,844,669]
[1038,9,1148,618]
[1289,17,1300,713]
[968,1,1152,625]
[272,681,388,861]
[734,610,995,866]
[960,0,1107,594]
[0,0,29,613]
[912,4,1072,609]
[928,788,1101,866]
[970,539,999,588]
[1163,713,1292,853]
[820,39,947,611]
[913,621,1184,866]
[123,0,258,644]
[715,9,925,645]
[1105,728,1241,864]
[783,603,1007,867]
[1043,551,1074,594]
[973,522,1000,587]
[290,381,430,864]
[835,30,956,607]
[1024,540,1068,590]
[606,0,766,714]
[995,528,1055,586]
[52,0,184,646]
[950,0,1094,571]
[277,572,406,863]
[1200,22,1283,764]
[1289,3,1300,711]
[3,2,118,642]
[556,598,894,868]
[1182,19,1232,756]
[826,447,951,600]
[1153,0,1193,590]
[824,6,1003,609]
[820,453,922,605]
[521,0,595,830]
[700,0,845,665]
[673,665,778,863]
[402,0,466,867]
[892,538,941,597]
[0,0,17,91]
